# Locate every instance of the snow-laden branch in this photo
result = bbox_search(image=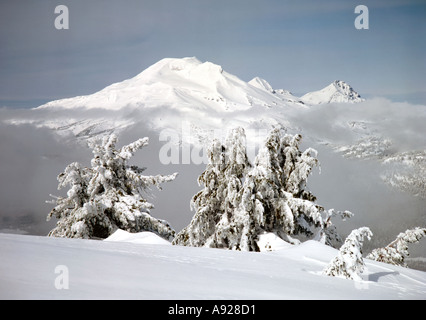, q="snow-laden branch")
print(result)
[366,227,426,267]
